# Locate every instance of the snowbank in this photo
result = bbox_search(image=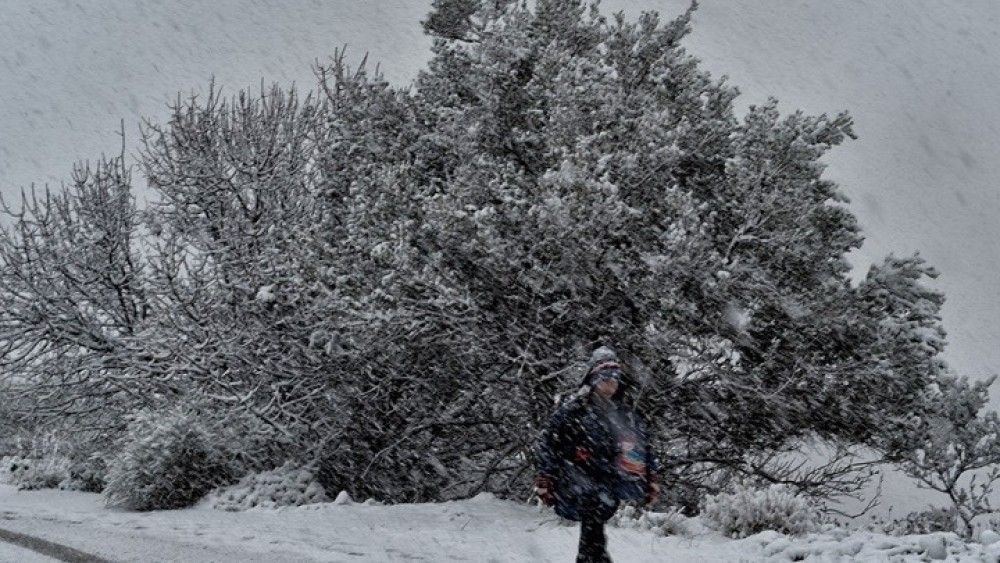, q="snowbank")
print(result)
[3,485,1000,562]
